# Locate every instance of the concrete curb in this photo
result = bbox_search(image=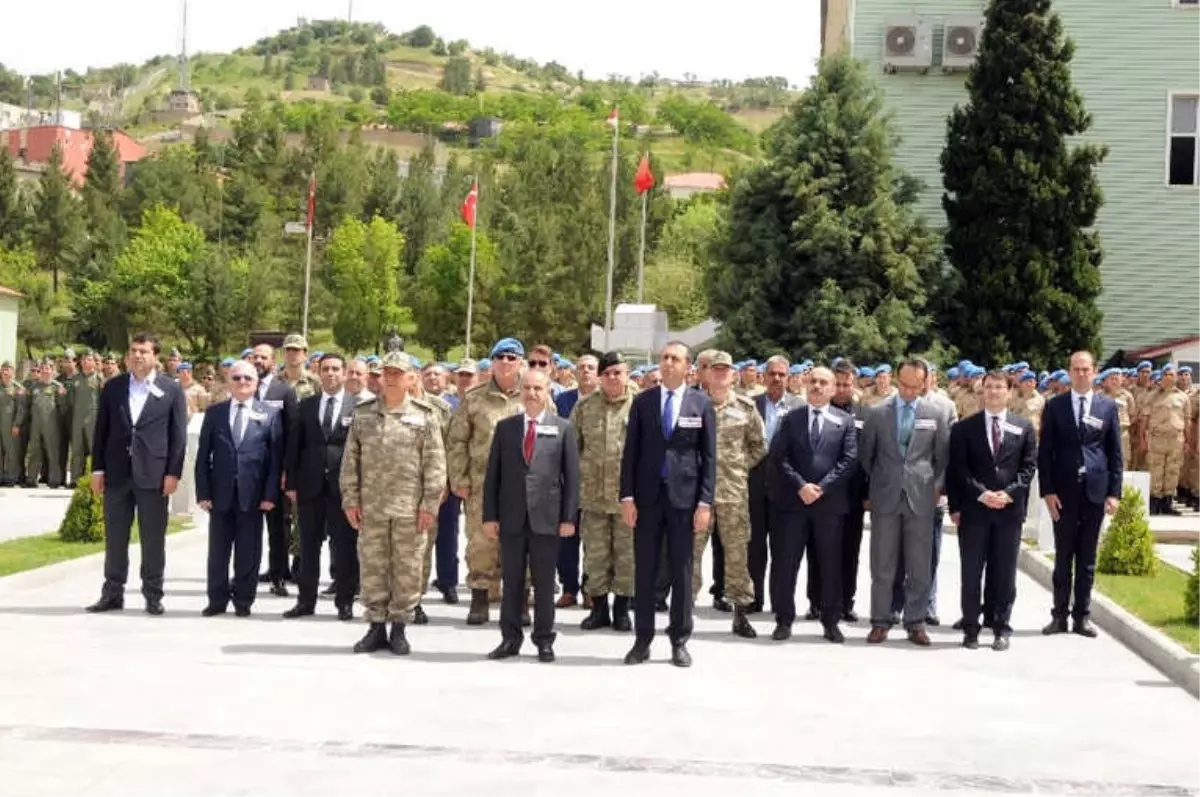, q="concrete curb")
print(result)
[1017,547,1200,699]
